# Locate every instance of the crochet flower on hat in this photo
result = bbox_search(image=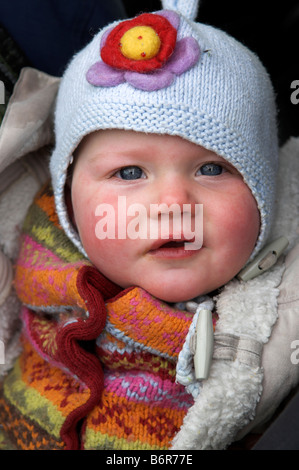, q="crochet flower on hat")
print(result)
[86,10,201,91]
